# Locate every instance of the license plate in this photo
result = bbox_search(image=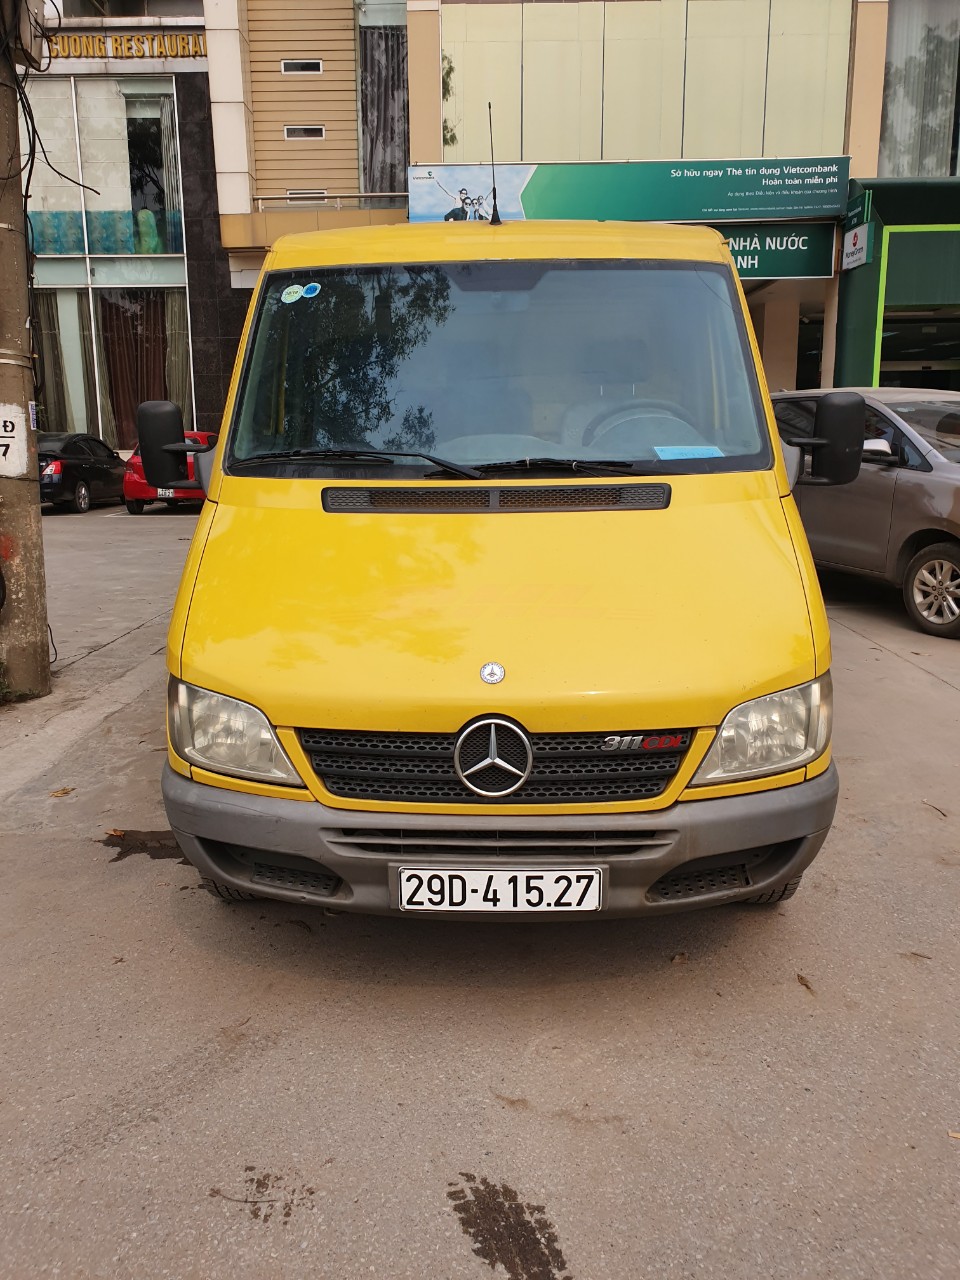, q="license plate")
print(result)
[398,867,602,912]
[157,488,176,498]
